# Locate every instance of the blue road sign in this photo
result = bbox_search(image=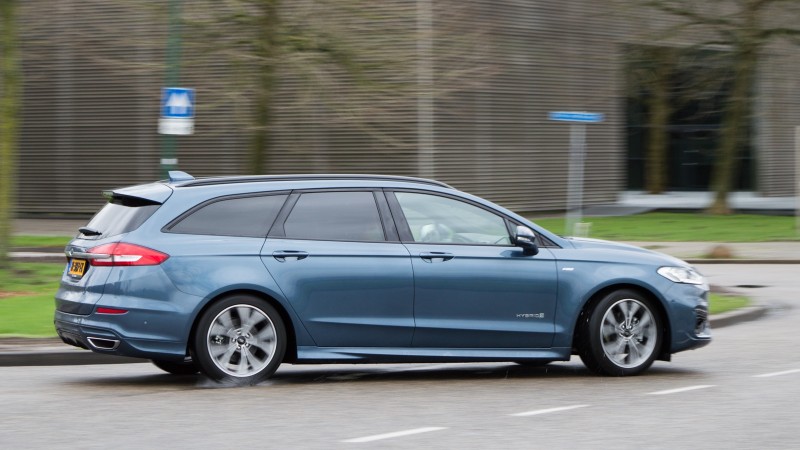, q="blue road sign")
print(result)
[161,87,195,119]
[548,111,604,123]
